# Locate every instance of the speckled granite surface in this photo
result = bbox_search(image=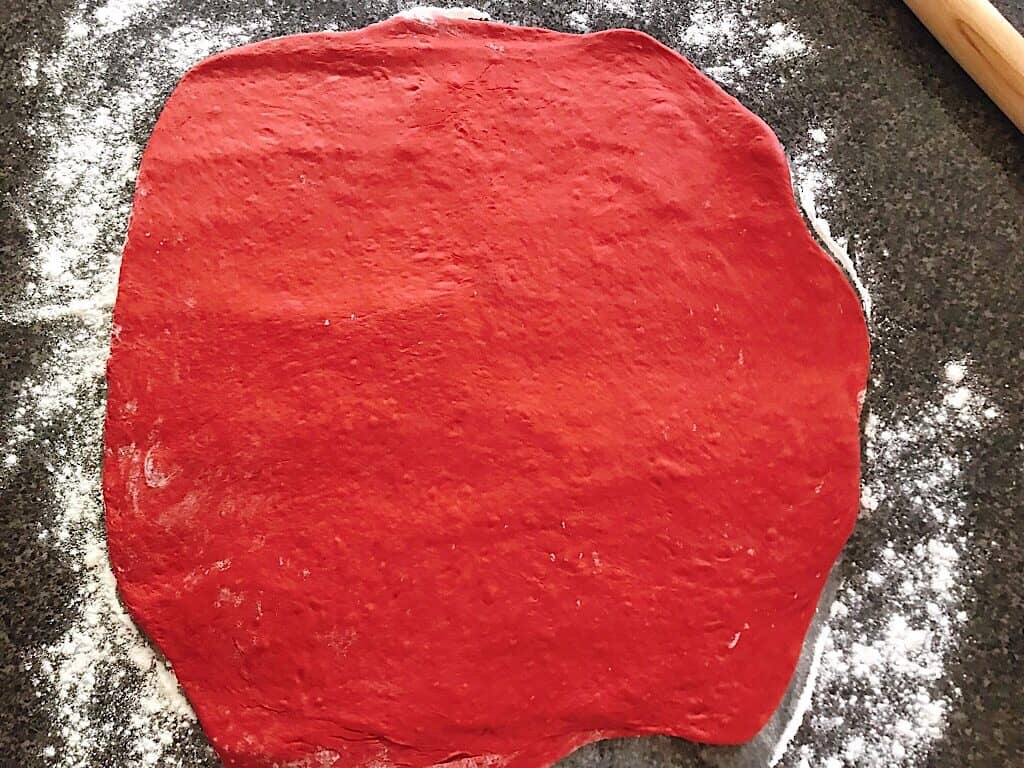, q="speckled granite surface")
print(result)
[0,1,1021,766]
